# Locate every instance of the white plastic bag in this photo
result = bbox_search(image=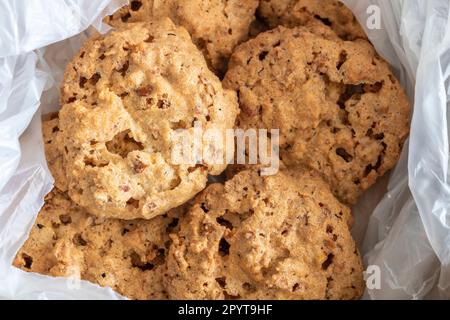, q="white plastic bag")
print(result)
[343,0,450,299]
[0,0,449,300]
